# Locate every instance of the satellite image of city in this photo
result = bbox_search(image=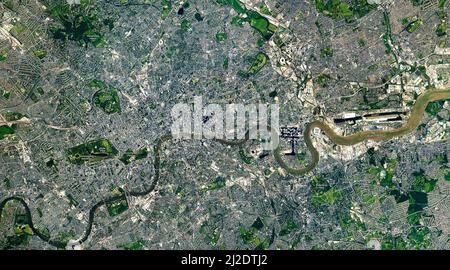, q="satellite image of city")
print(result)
[0,0,449,253]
